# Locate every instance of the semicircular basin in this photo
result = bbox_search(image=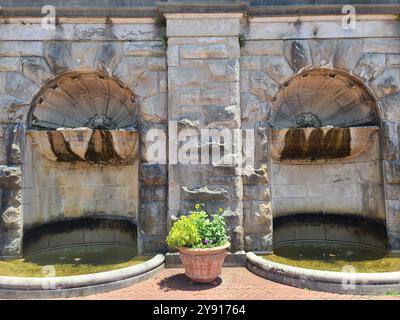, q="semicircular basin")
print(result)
[27,128,139,165]
[269,126,379,163]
